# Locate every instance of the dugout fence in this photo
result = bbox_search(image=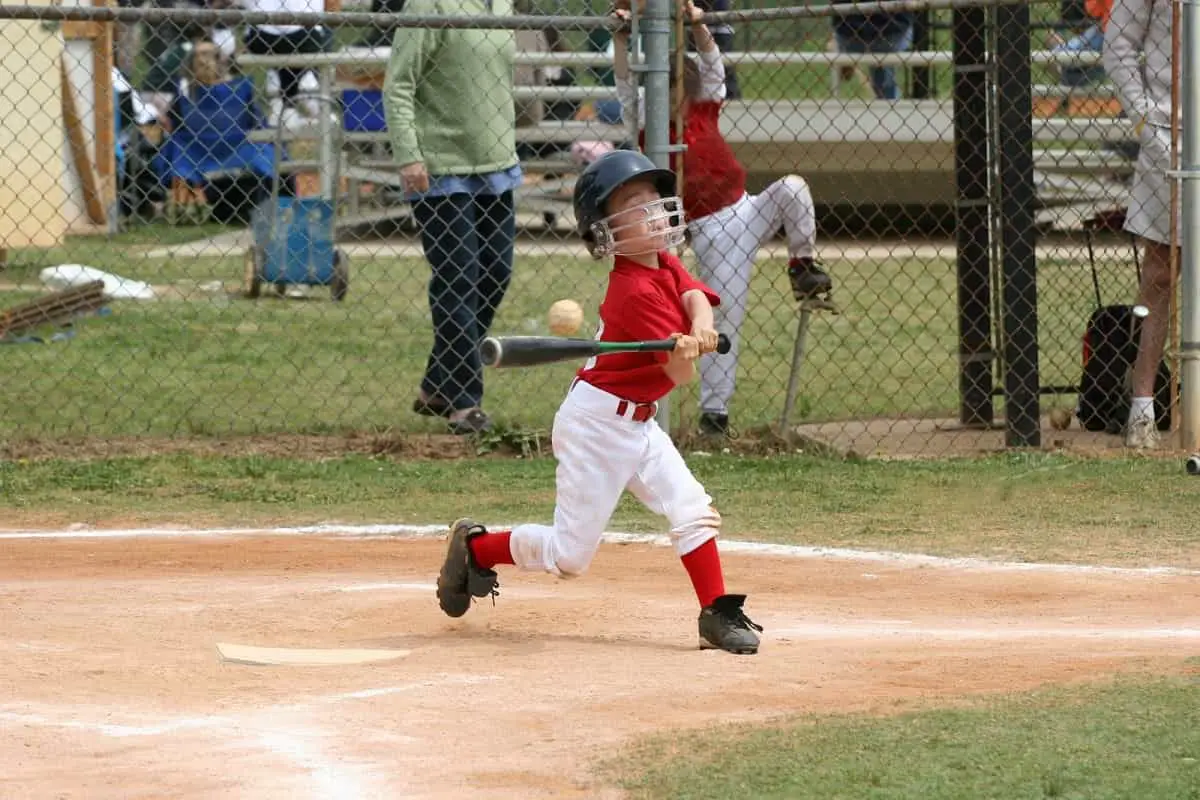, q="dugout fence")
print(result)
[0,0,1195,457]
